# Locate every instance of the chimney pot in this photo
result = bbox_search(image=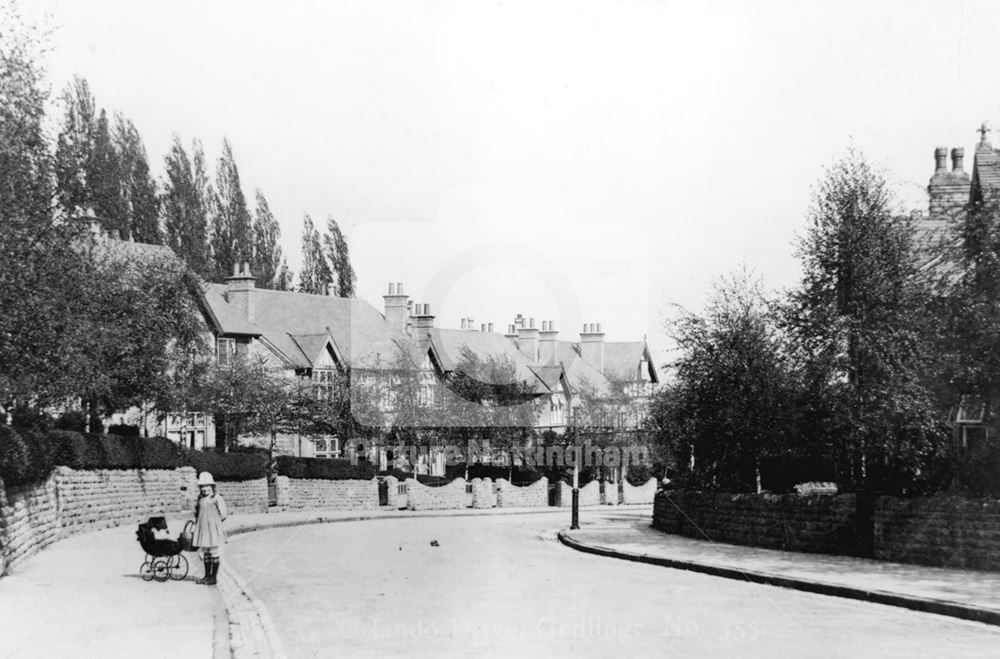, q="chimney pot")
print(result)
[243,262,250,277]
[388,283,395,295]
[488,323,494,333]
[480,323,485,332]
[232,263,239,277]
[397,282,403,294]
[952,147,965,172]
[424,304,430,315]
[461,318,467,330]
[596,323,602,333]
[935,147,948,172]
